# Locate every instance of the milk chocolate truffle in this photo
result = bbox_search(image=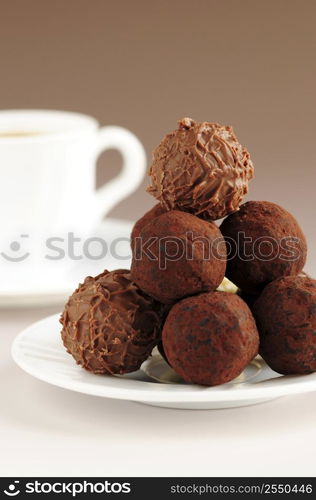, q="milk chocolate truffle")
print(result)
[131,203,166,247]
[131,210,227,304]
[162,292,259,386]
[147,117,254,220]
[60,269,163,374]
[253,276,316,375]
[220,201,307,294]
